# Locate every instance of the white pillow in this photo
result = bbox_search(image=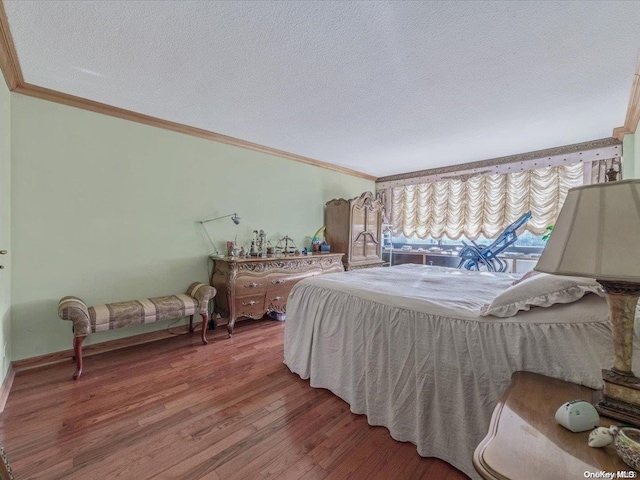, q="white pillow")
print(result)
[510,270,540,286]
[481,273,603,318]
